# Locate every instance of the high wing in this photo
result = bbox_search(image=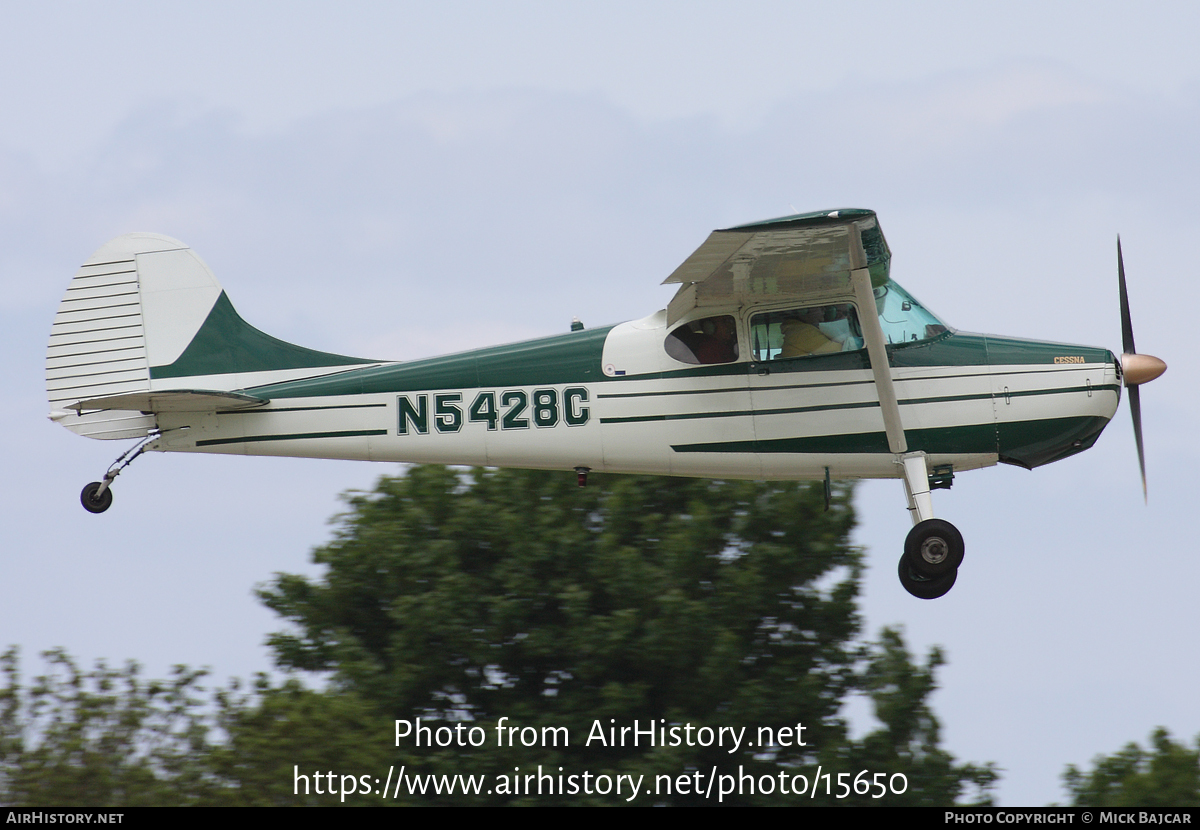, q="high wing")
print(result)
[663,208,891,325]
[664,208,916,509]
